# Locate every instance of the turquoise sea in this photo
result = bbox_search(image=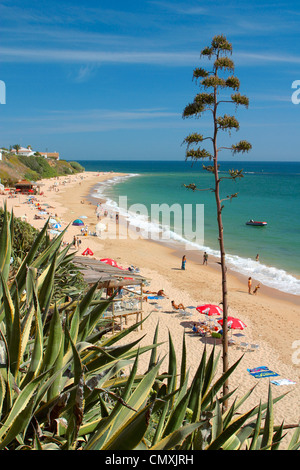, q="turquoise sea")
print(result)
[78,160,300,296]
